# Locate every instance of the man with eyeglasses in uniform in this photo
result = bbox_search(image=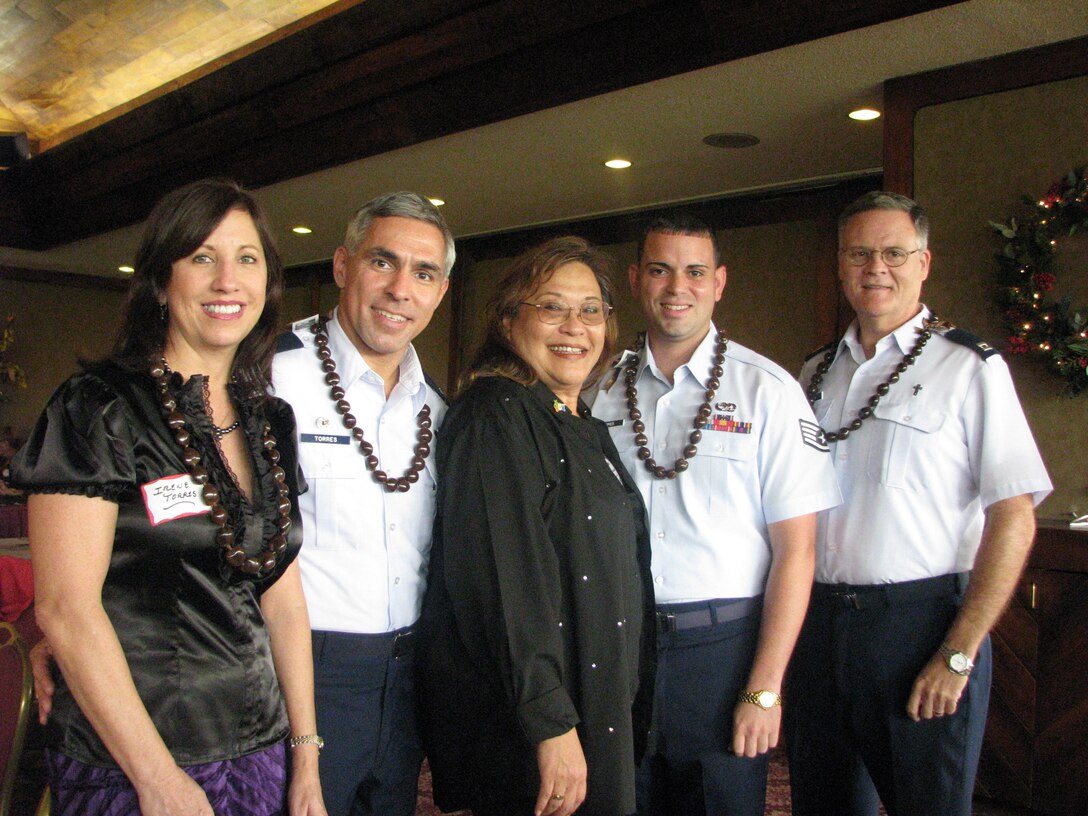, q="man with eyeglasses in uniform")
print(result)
[591,215,841,815]
[784,191,1052,816]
